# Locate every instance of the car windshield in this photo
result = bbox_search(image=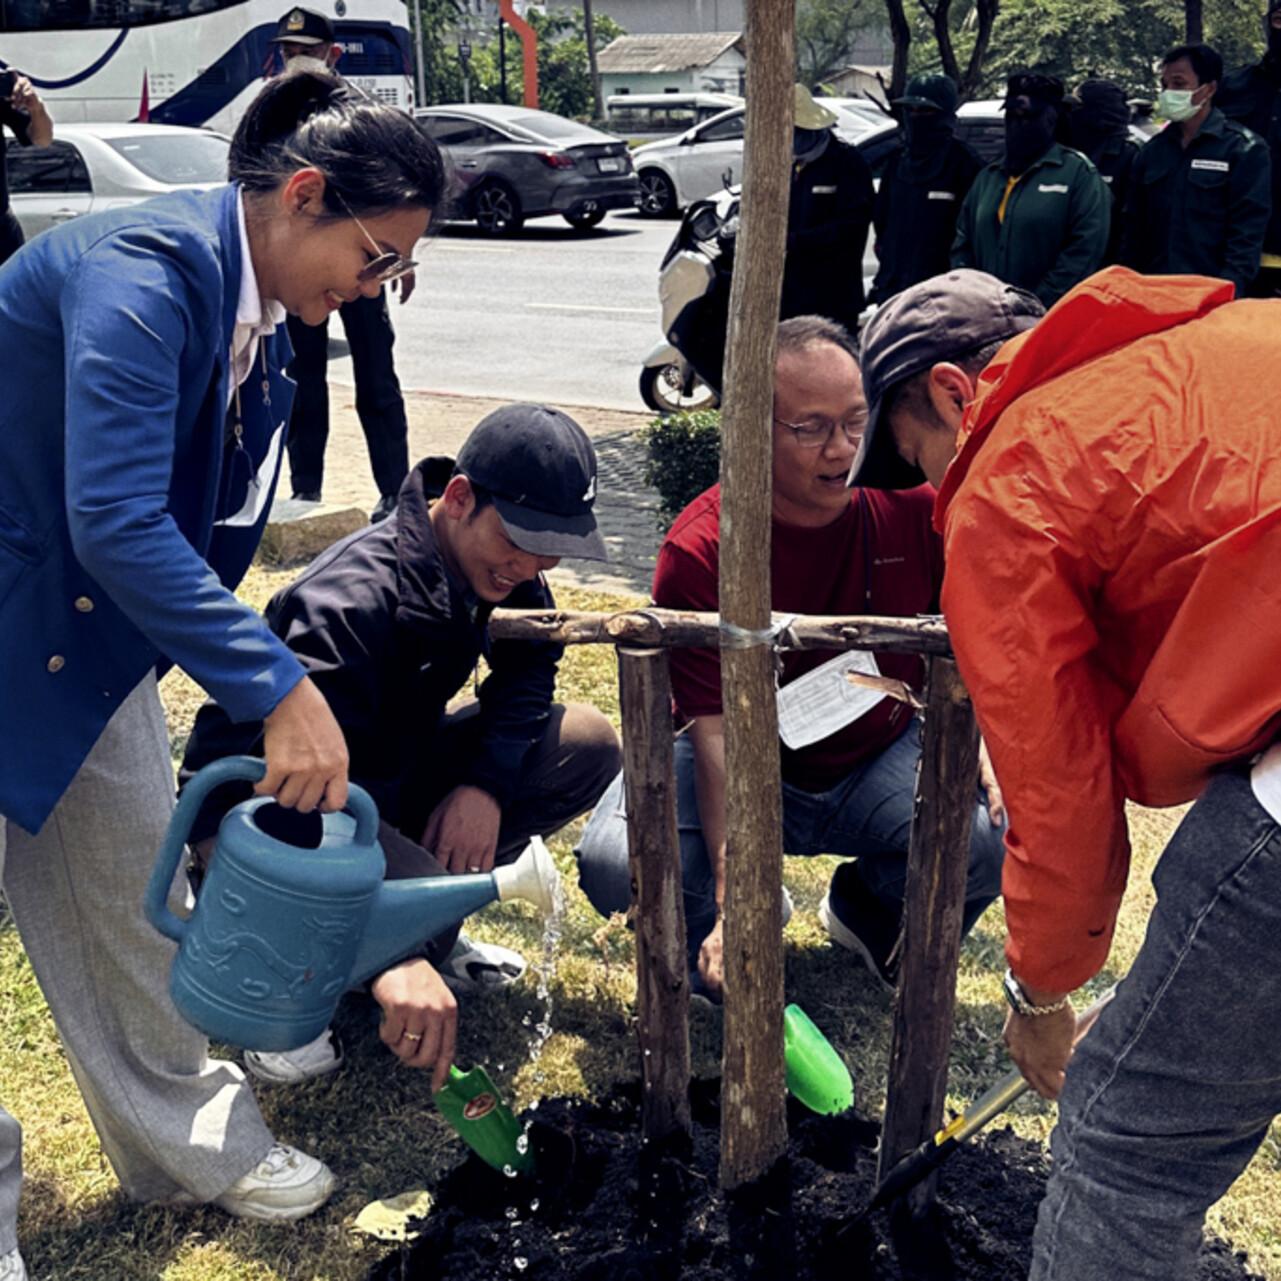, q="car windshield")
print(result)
[104,132,230,184]
[508,112,607,142]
